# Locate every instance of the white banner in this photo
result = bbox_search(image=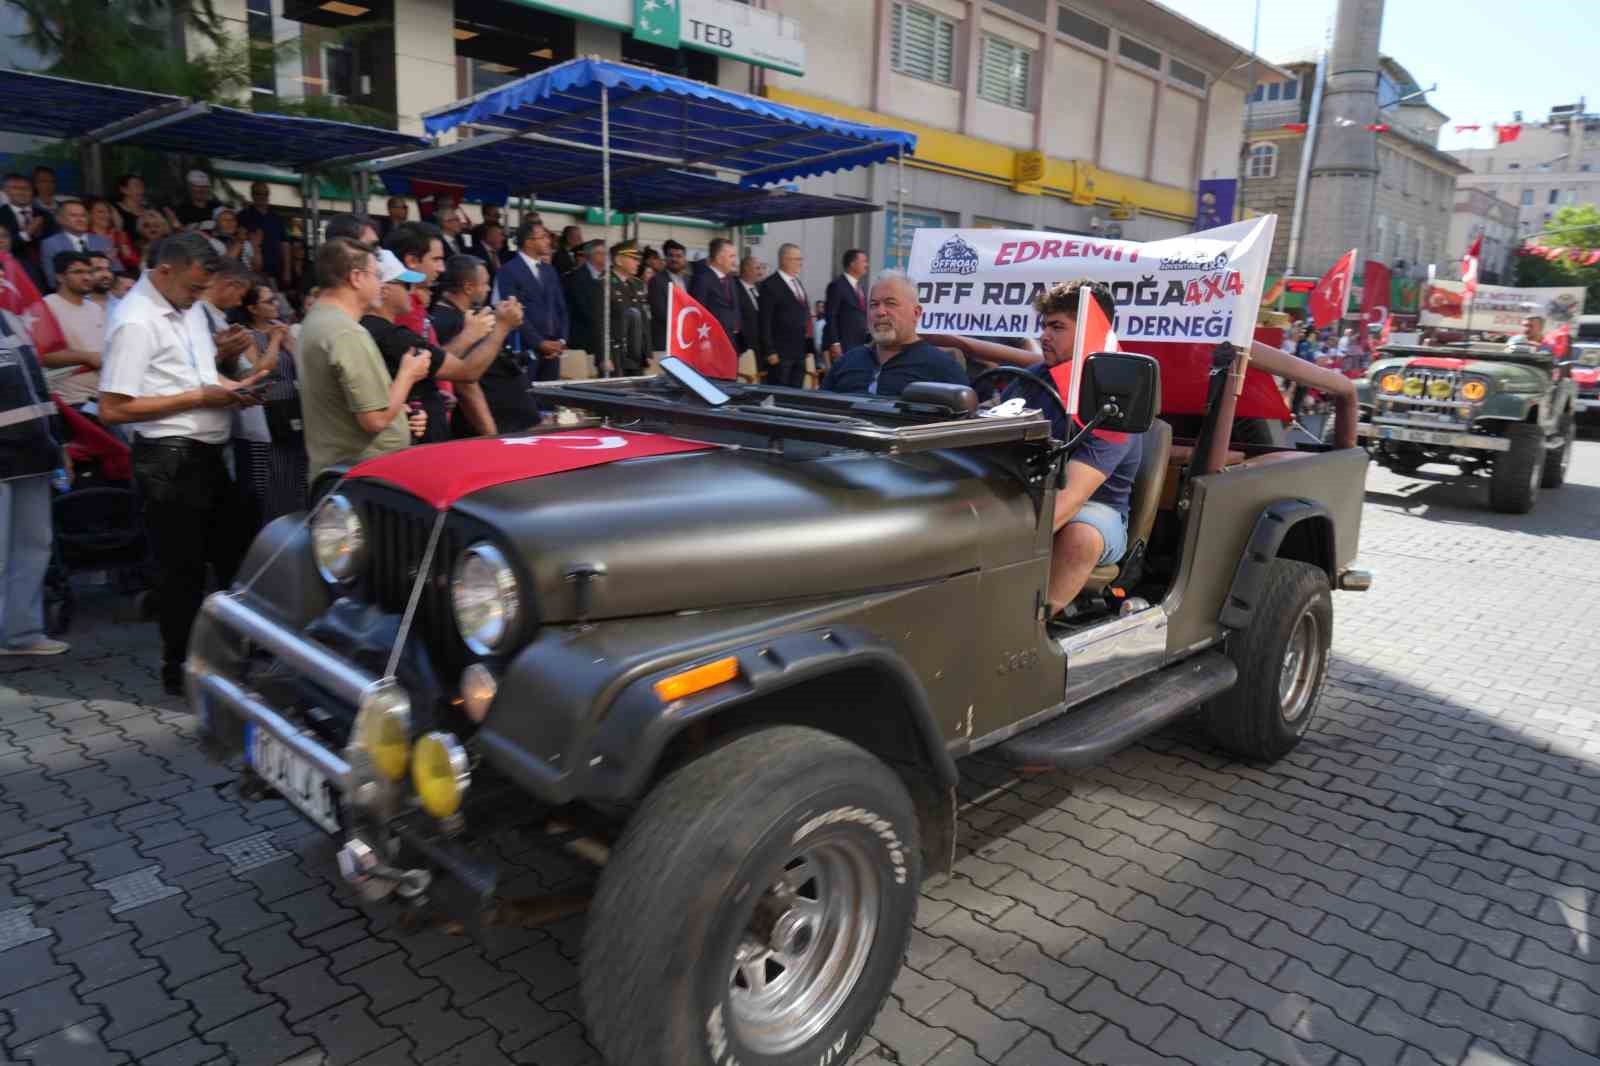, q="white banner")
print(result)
[907,216,1276,348]
[1419,281,1586,335]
